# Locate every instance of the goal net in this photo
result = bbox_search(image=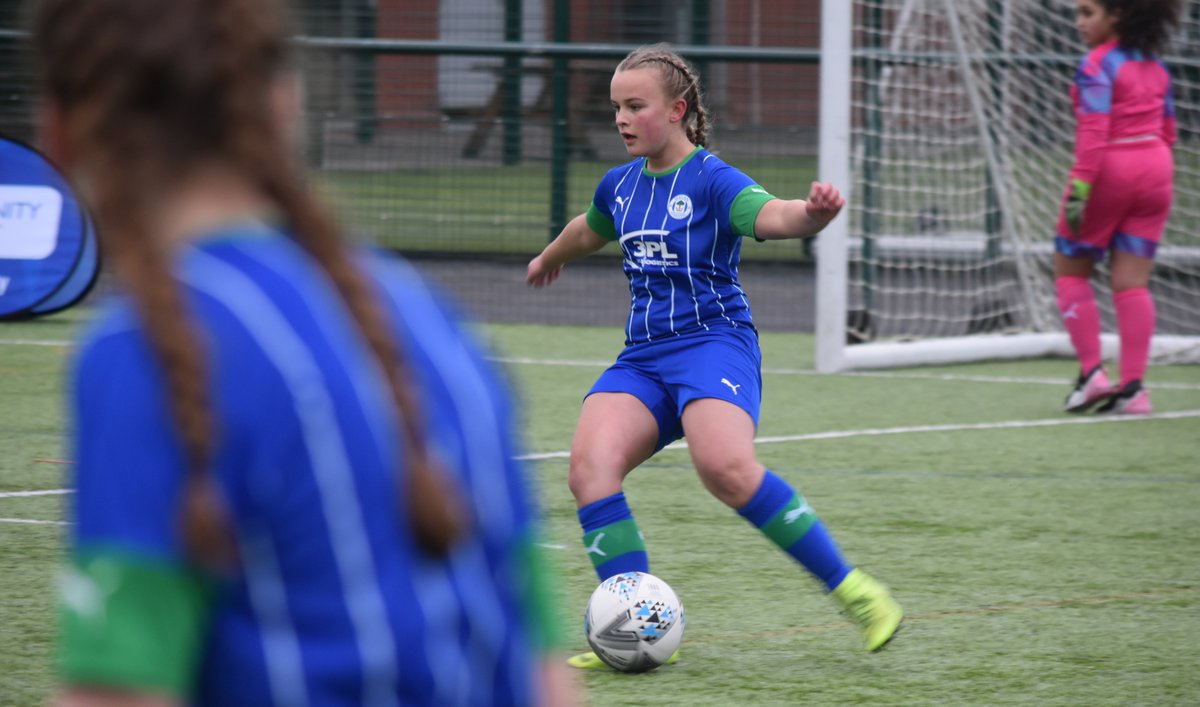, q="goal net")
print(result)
[816,0,1200,371]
